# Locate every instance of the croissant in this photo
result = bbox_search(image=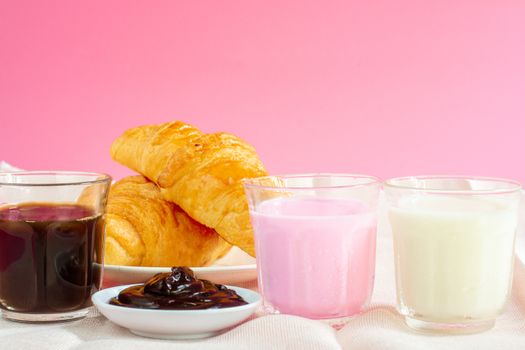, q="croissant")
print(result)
[104,175,231,266]
[110,121,268,256]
